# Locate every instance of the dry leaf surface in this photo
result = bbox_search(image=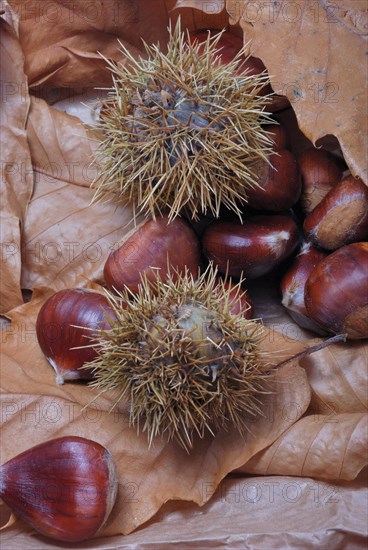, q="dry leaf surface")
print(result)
[0,7,33,313]
[7,0,173,93]
[301,341,368,415]
[1,291,311,535]
[240,281,368,481]
[26,96,100,187]
[177,0,368,183]
[1,473,367,548]
[1,1,367,546]
[20,97,139,292]
[238,412,367,481]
